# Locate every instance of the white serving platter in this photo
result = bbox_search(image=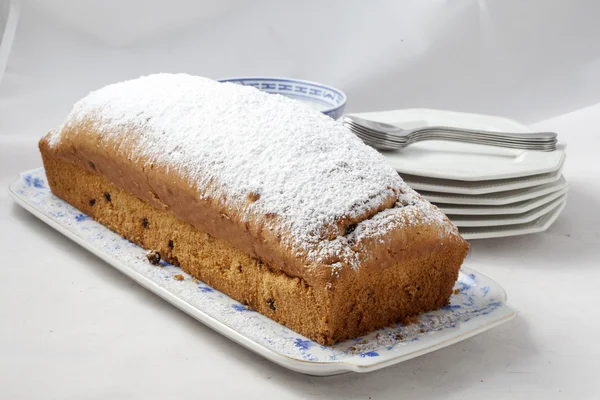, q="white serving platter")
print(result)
[9,168,515,376]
